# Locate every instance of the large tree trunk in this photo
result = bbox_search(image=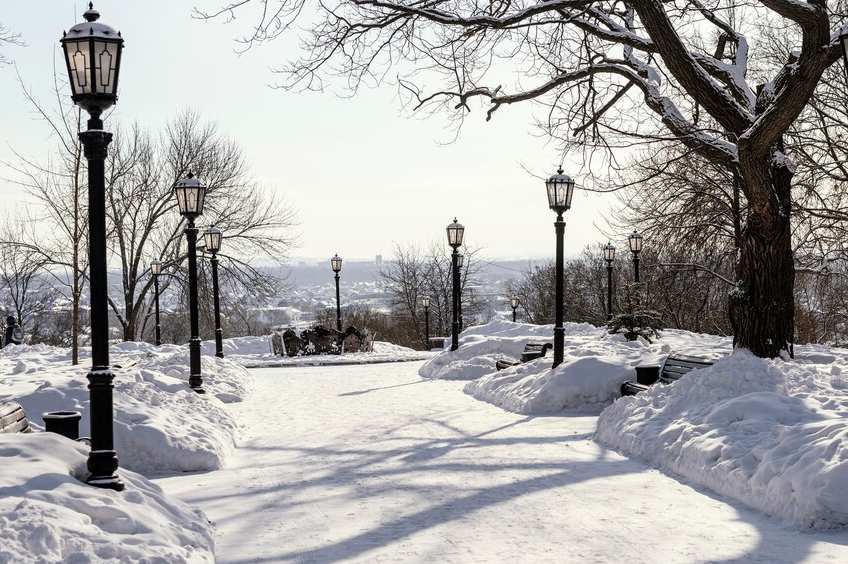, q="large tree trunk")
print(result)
[730,145,795,358]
